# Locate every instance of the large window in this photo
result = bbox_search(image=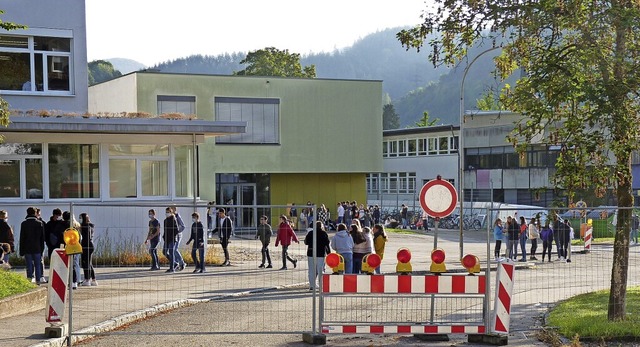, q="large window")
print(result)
[0,35,71,93]
[0,144,42,199]
[174,145,194,198]
[108,145,169,198]
[215,97,279,144]
[366,172,416,194]
[157,95,195,115]
[49,144,99,198]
